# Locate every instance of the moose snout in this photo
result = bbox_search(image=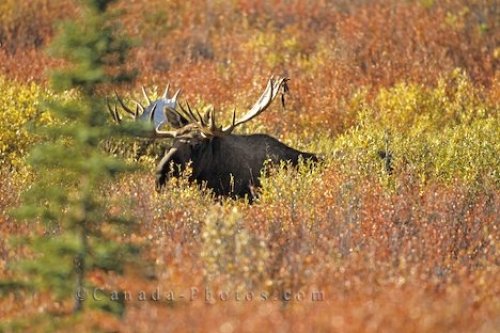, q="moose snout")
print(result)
[155,147,179,192]
[155,171,168,192]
